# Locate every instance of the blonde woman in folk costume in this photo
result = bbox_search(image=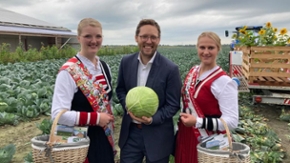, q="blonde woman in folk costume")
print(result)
[174,32,239,163]
[51,18,115,163]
